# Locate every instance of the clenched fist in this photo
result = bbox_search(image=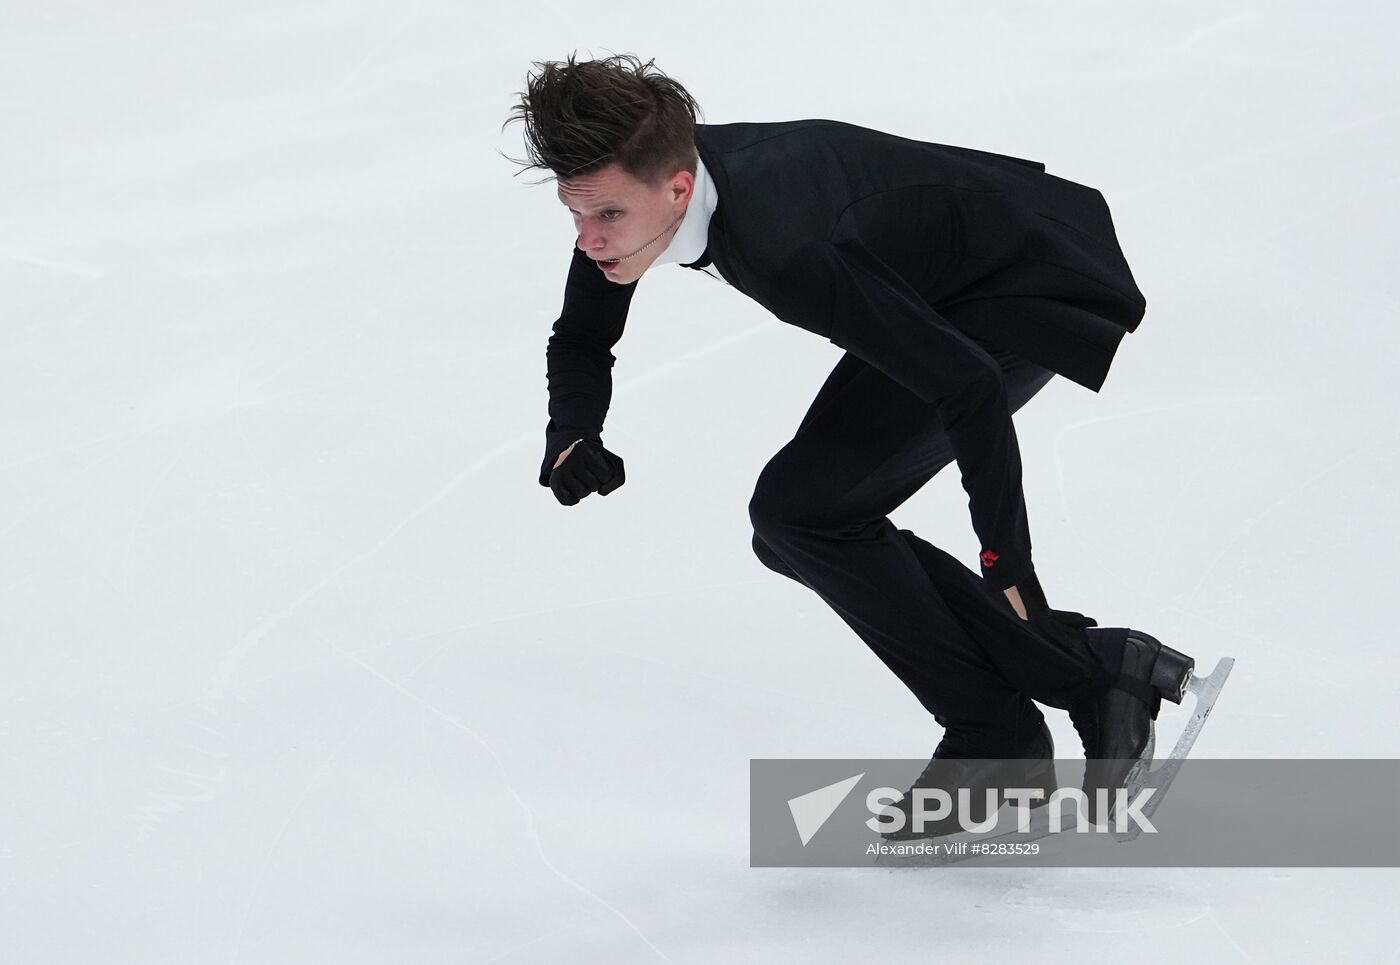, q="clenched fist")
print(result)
[549,439,625,506]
